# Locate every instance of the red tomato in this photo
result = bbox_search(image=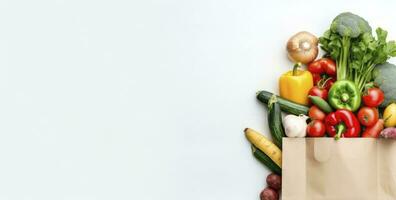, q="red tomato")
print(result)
[308,61,324,74]
[308,86,328,100]
[312,73,322,85]
[324,77,335,90]
[306,120,326,137]
[321,58,336,76]
[309,106,326,121]
[357,107,379,127]
[362,119,384,138]
[362,88,385,107]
